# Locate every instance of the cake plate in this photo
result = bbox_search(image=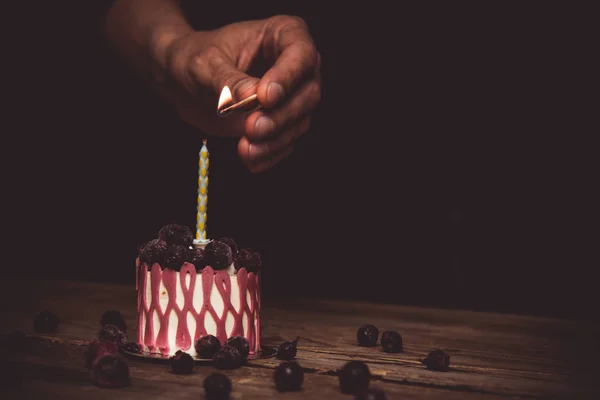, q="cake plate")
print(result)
[120,346,277,364]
